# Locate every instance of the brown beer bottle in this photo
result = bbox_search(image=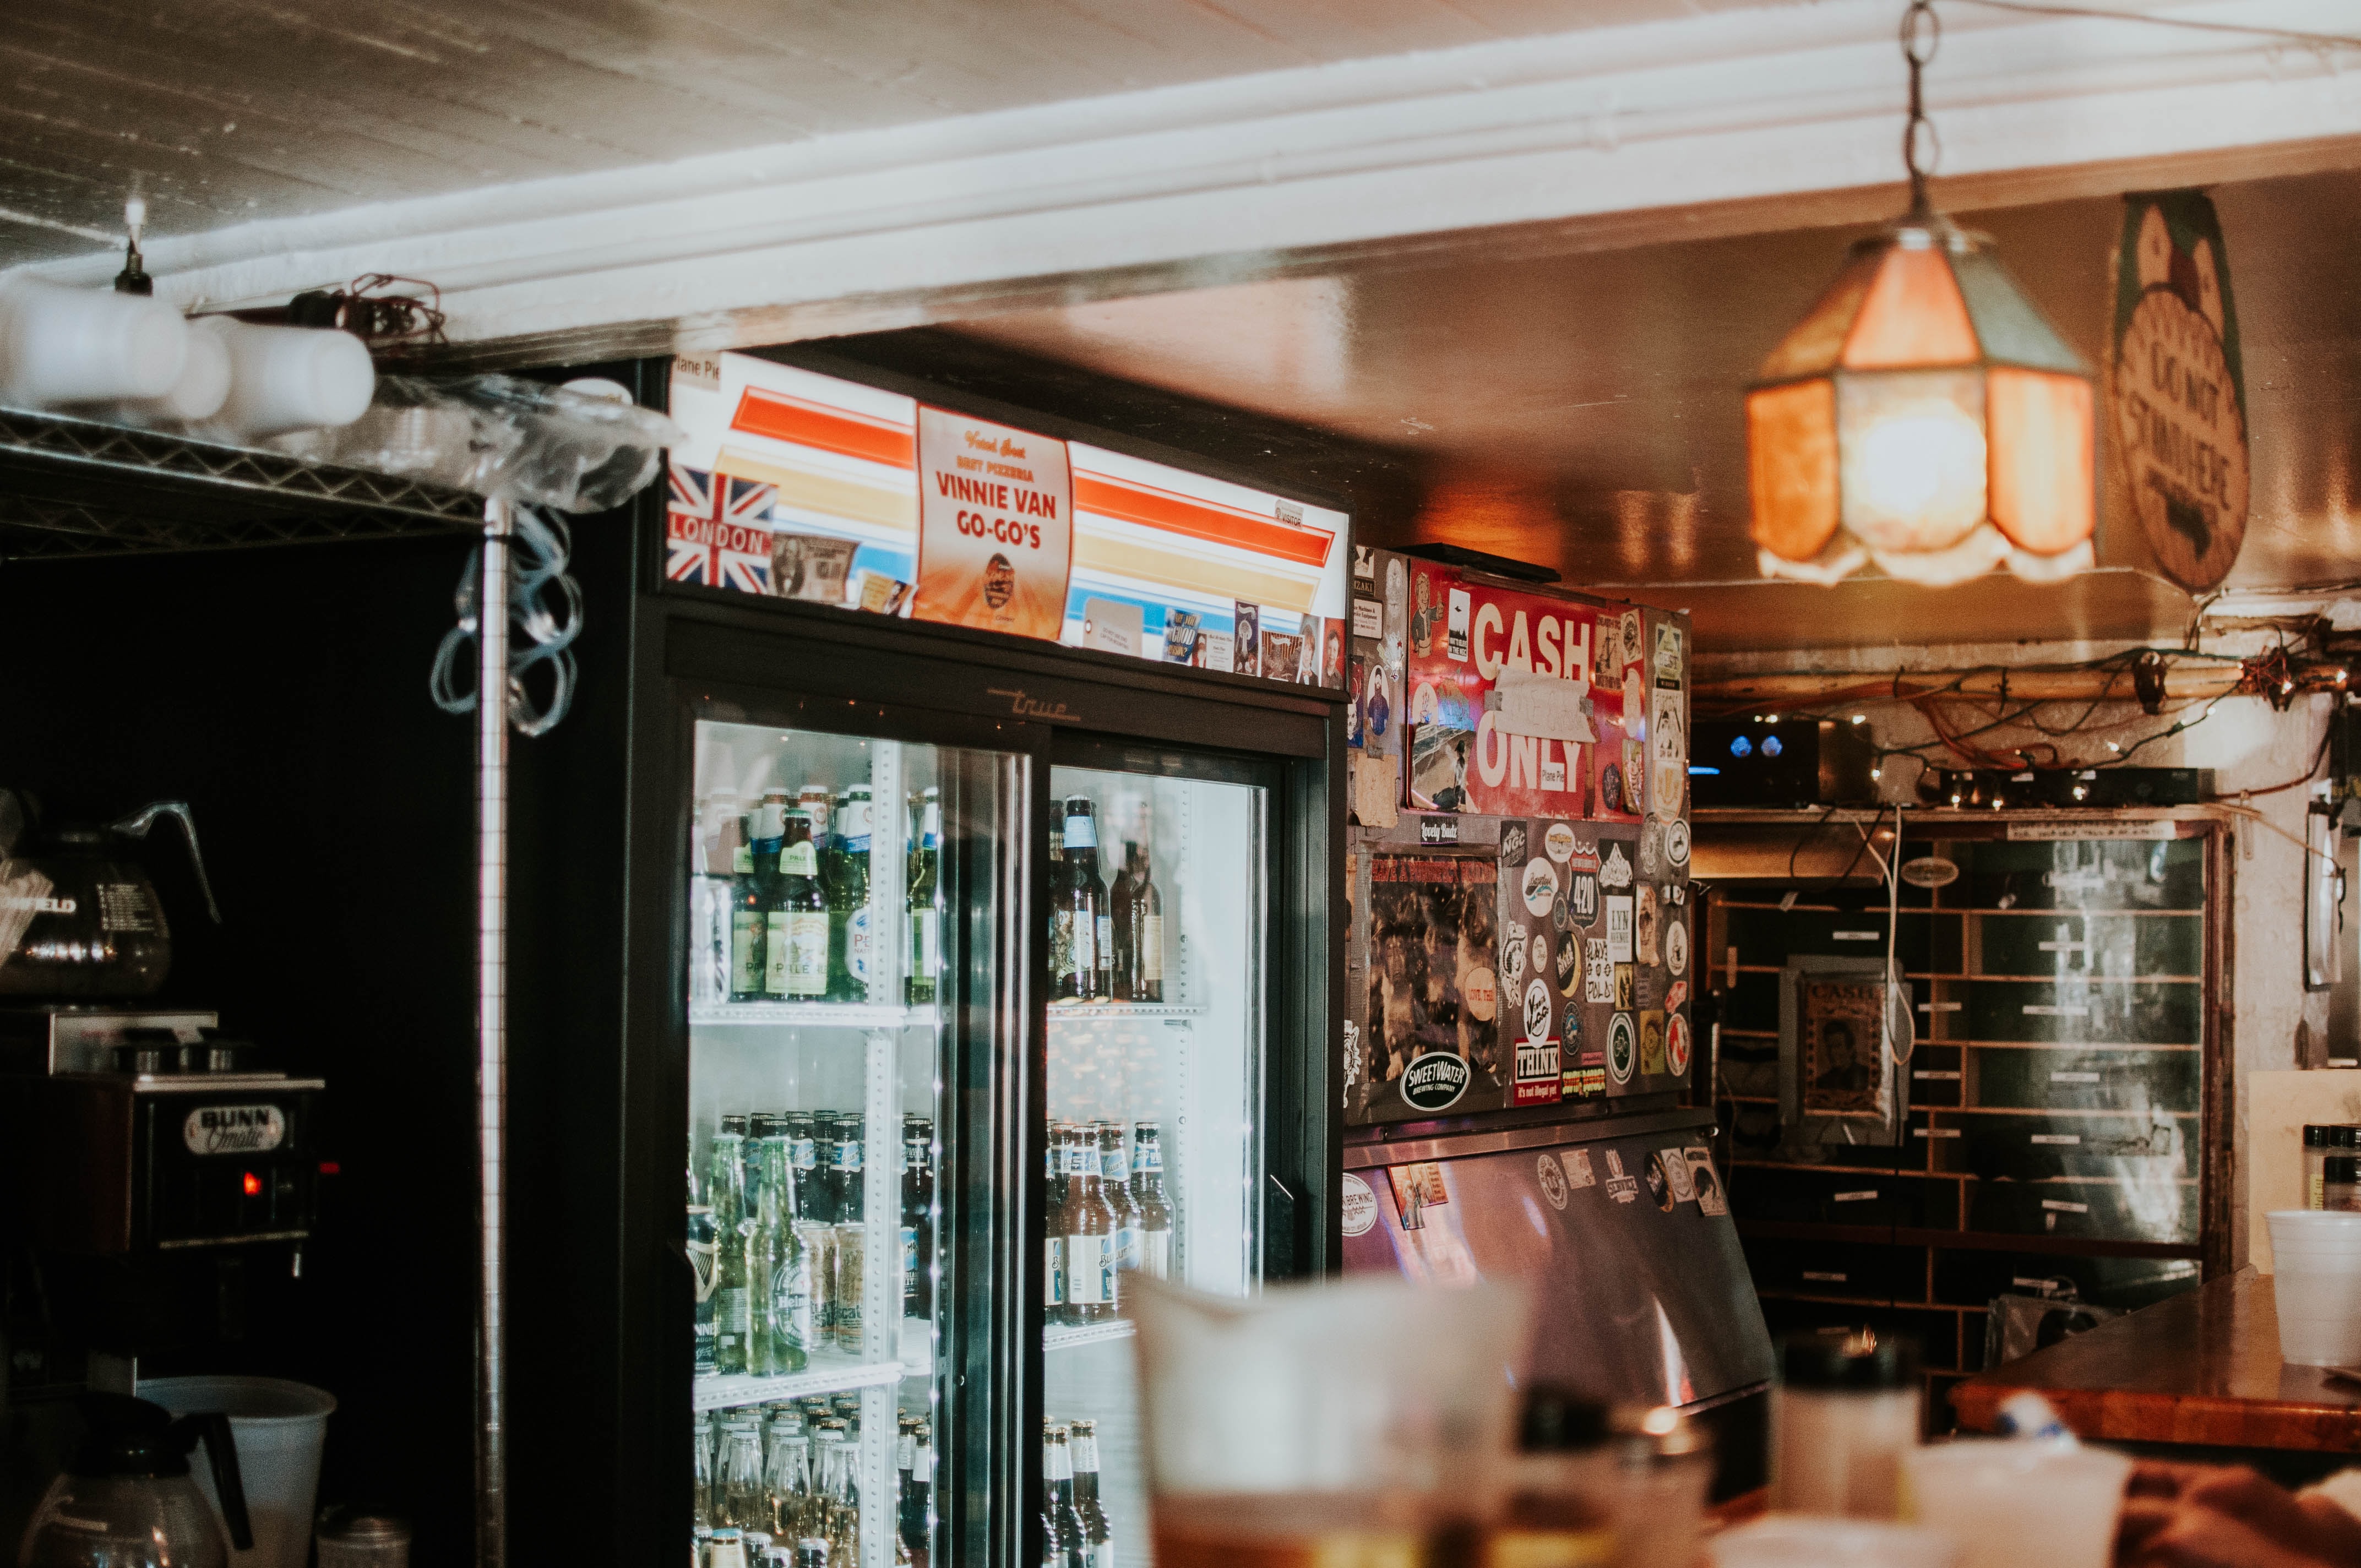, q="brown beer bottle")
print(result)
[1131,1121,1174,1281]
